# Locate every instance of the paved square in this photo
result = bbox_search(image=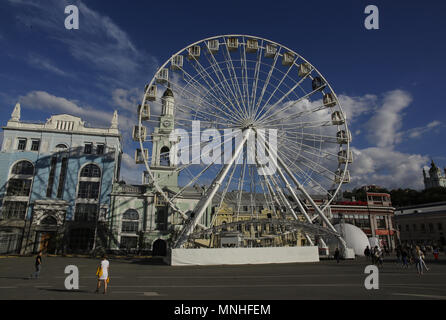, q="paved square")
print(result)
[1,255,446,300]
